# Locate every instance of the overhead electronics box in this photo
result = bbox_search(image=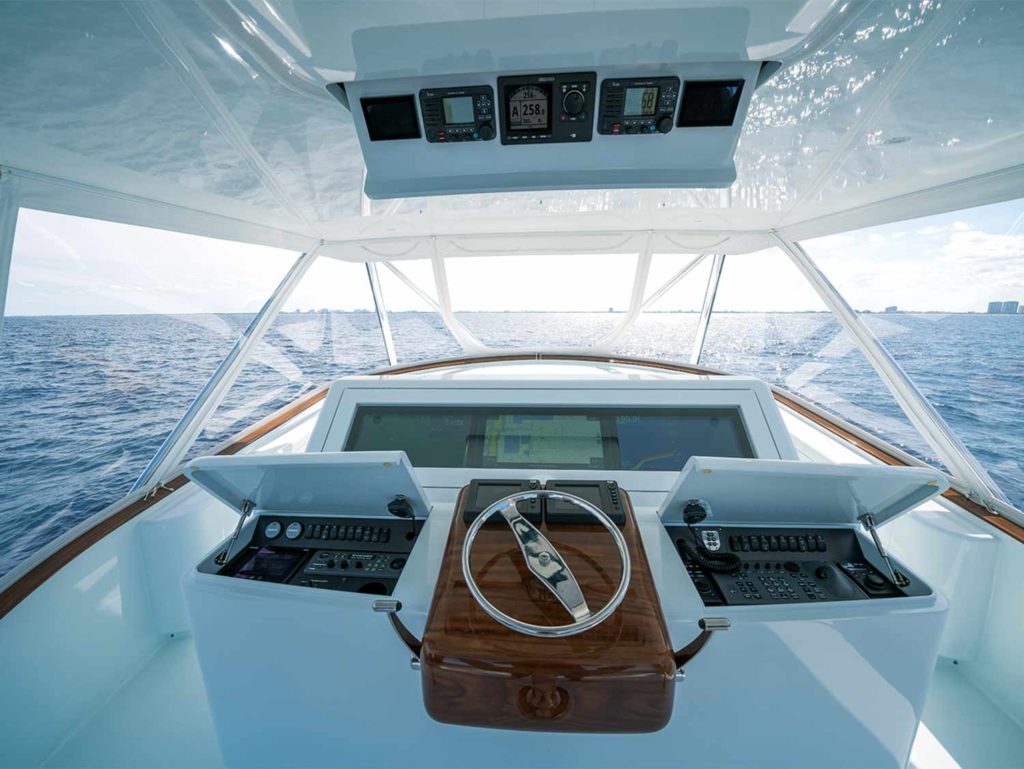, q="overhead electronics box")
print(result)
[328,9,776,198]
